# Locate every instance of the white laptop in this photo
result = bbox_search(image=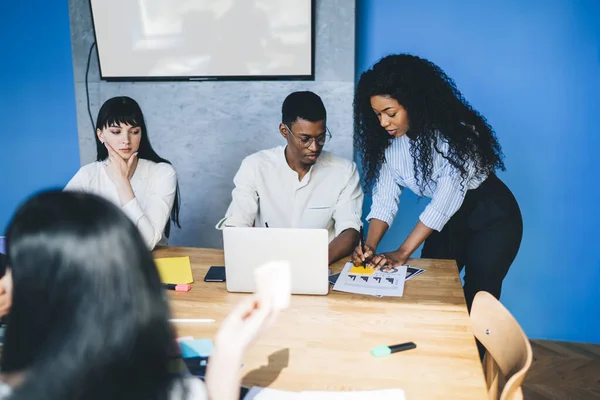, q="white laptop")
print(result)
[223,227,329,295]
